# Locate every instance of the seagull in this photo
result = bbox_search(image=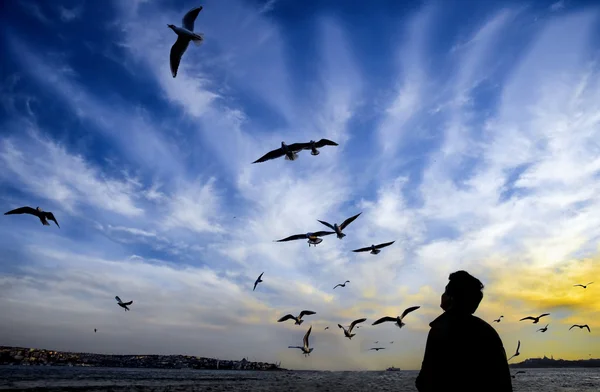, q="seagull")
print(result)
[275,231,335,247]
[519,313,550,324]
[115,296,133,311]
[352,241,395,255]
[253,272,264,291]
[511,370,526,378]
[374,341,379,344]
[168,6,204,78]
[301,139,339,156]
[338,318,366,339]
[317,212,361,239]
[324,326,329,330]
[370,347,386,351]
[4,206,60,228]
[507,340,520,361]
[372,306,420,329]
[277,310,316,325]
[569,324,591,332]
[288,325,313,357]
[493,315,504,323]
[537,324,549,333]
[573,282,594,289]
[333,280,350,289]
